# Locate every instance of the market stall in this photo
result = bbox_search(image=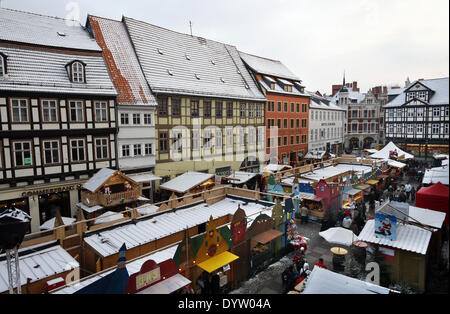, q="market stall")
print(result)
[342,188,364,210]
[286,218,309,251]
[415,182,449,226]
